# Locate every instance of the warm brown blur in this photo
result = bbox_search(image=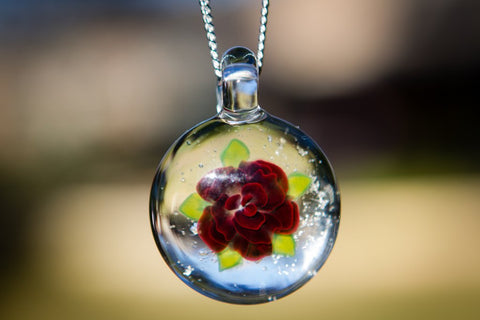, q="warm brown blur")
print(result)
[1,0,479,319]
